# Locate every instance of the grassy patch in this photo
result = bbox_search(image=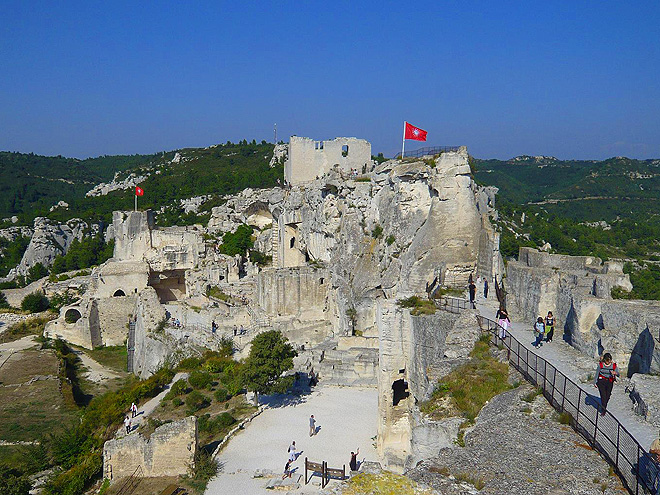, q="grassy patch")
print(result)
[343,472,435,495]
[397,296,436,316]
[522,387,543,403]
[454,471,485,490]
[82,345,128,373]
[0,315,54,344]
[205,285,231,302]
[420,335,511,422]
